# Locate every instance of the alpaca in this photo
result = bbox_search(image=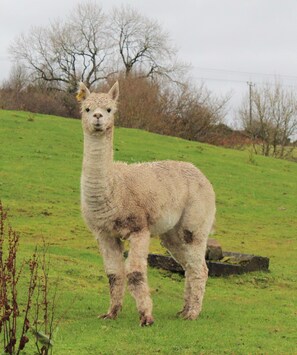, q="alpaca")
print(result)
[77,81,216,326]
